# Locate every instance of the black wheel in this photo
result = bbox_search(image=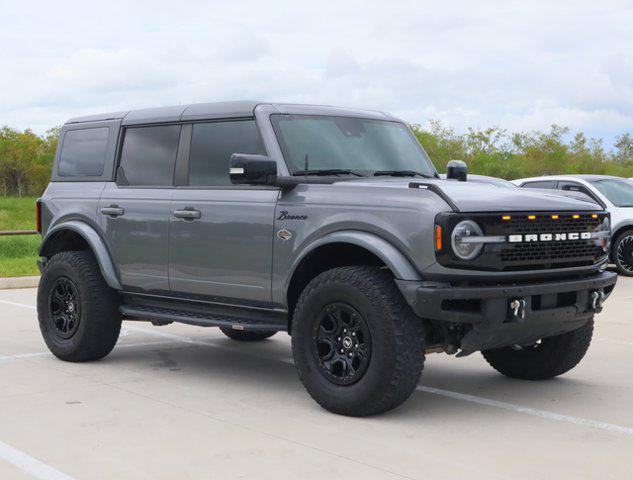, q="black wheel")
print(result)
[219,328,276,342]
[613,229,633,276]
[482,319,593,380]
[291,266,425,416]
[37,251,122,362]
